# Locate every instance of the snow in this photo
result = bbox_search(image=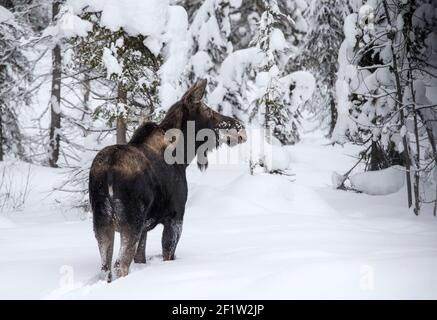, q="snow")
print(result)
[190,51,213,79]
[0,5,13,24]
[343,13,358,48]
[209,47,265,108]
[350,166,405,195]
[279,70,316,106]
[143,37,163,57]
[101,0,168,37]
[189,0,227,52]
[67,0,169,53]
[43,10,92,39]
[102,48,122,78]
[265,145,291,171]
[65,1,190,109]
[1,131,437,299]
[269,28,287,51]
[332,171,347,189]
[218,47,265,84]
[2,0,437,301]
[67,0,105,13]
[50,95,61,114]
[229,0,242,8]
[291,2,308,33]
[410,80,430,105]
[59,11,93,38]
[158,5,189,109]
[358,5,375,29]
[333,14,361,143]
[68,0,168,38]
[0,216,16,229]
